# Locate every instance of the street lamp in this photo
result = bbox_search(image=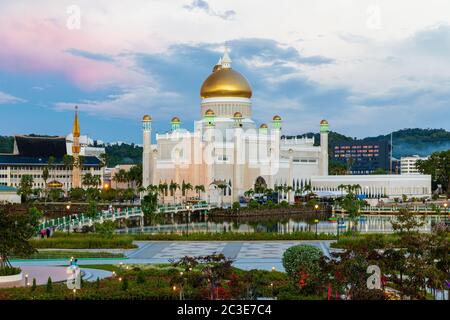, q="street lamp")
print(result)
[66,203,71,235]
[314,219,319,238]
[185,205,191,235]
